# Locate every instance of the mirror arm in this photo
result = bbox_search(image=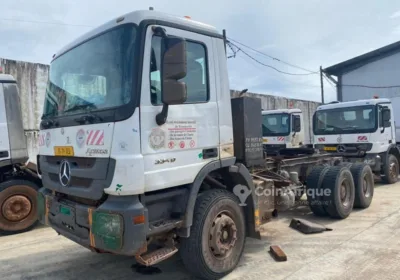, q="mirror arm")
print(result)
[156,104,169,126]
